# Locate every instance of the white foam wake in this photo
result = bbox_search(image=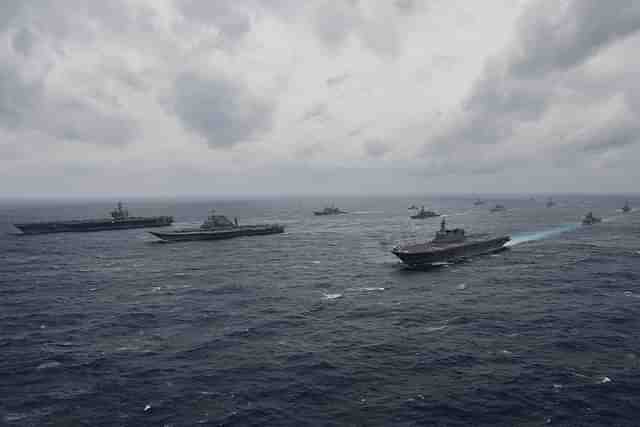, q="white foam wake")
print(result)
[506,223,580,247]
